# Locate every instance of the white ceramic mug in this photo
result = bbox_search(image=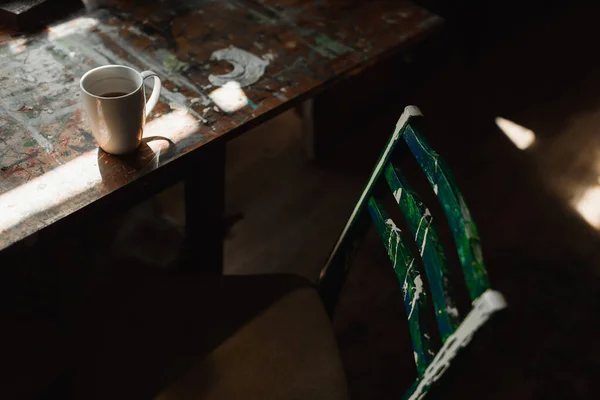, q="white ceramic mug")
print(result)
[80,65,162,155]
